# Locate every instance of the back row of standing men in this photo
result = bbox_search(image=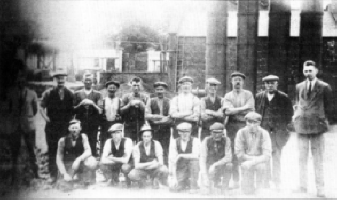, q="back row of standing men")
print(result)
[9,60,333,196]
